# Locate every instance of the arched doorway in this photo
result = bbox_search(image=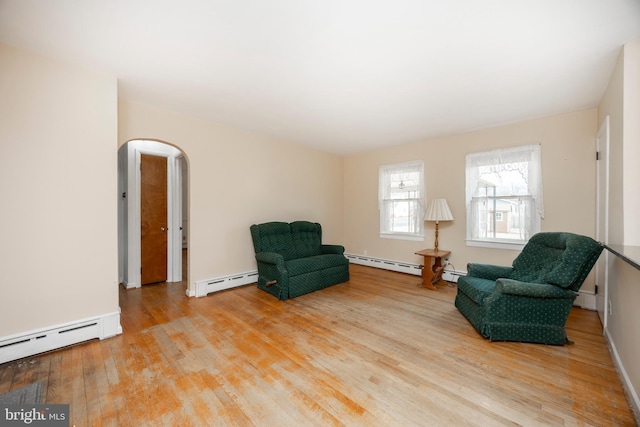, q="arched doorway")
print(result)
[117,140,189,288]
